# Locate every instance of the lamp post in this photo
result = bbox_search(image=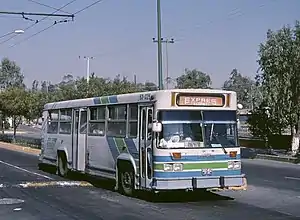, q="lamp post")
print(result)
[156,0,163,90]
[152,38,174,89]
[263,106,272,154]
[79,56,94,83]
